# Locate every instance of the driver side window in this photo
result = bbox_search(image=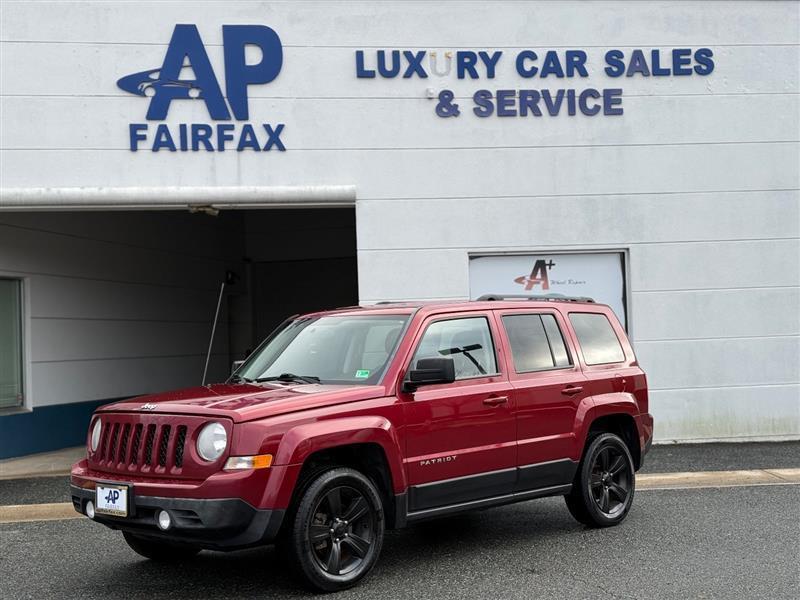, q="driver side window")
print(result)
[411,317,498,380]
